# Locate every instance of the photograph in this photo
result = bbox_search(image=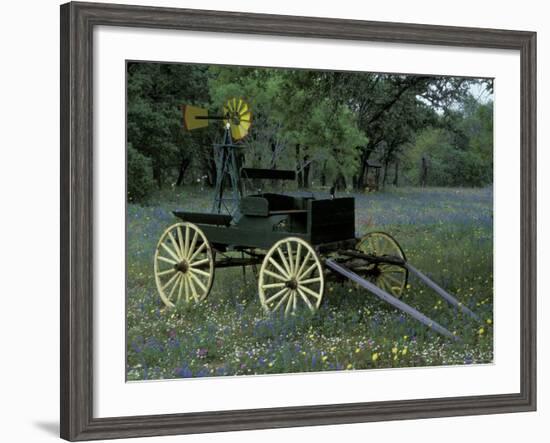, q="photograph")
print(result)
[126,61,494,381]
